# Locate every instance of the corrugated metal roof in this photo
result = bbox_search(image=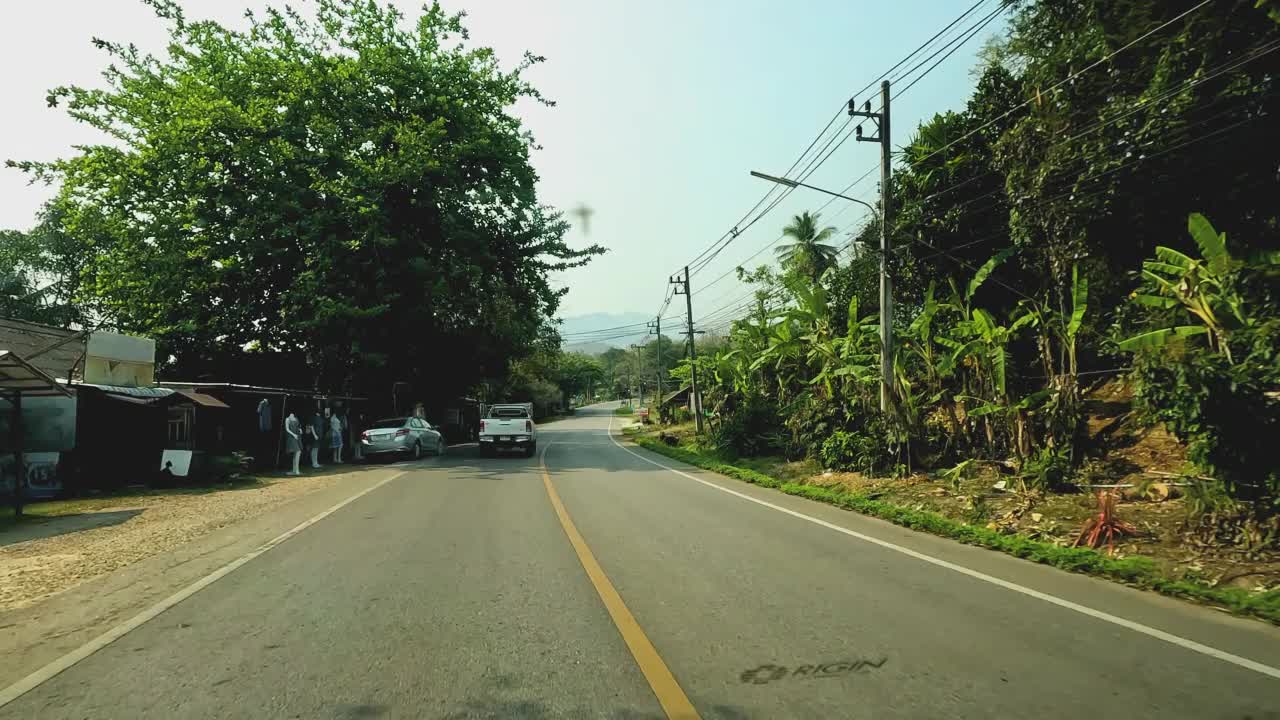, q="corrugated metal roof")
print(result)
[174,390,229,408]
[74,383,174,398]
[0,350,73,397]
[159,381,364,400]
